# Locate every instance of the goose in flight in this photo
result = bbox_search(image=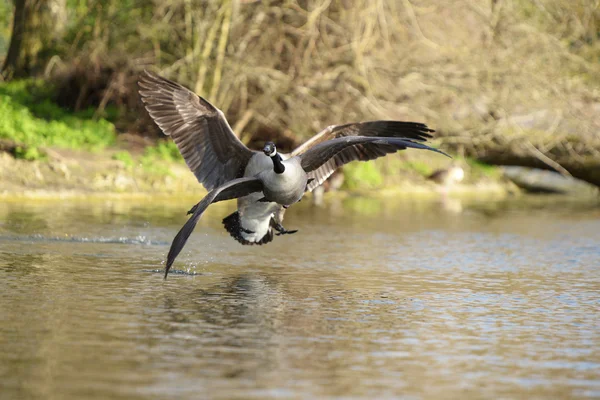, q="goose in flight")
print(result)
[138,71,448,278]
